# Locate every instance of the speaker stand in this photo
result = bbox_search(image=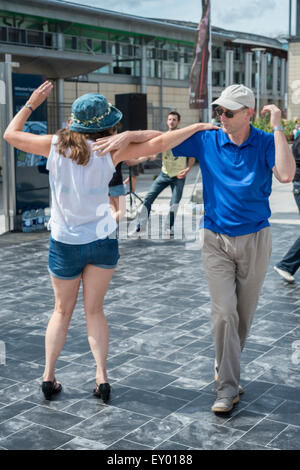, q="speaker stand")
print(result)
[126,166,144,219]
